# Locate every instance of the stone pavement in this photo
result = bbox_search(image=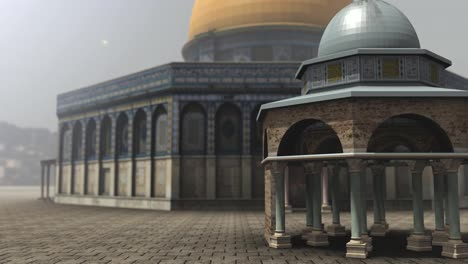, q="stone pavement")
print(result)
[1,187,468,264]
